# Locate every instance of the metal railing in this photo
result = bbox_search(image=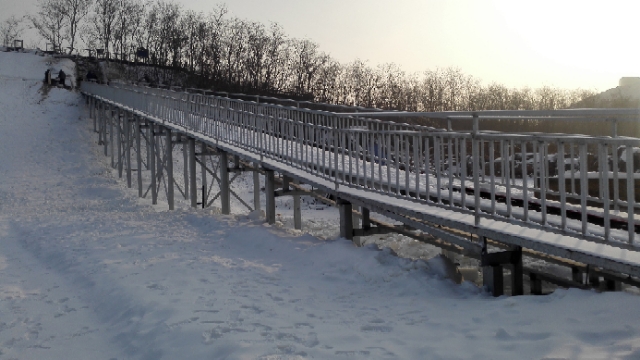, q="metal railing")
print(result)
[82,82,640,246]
